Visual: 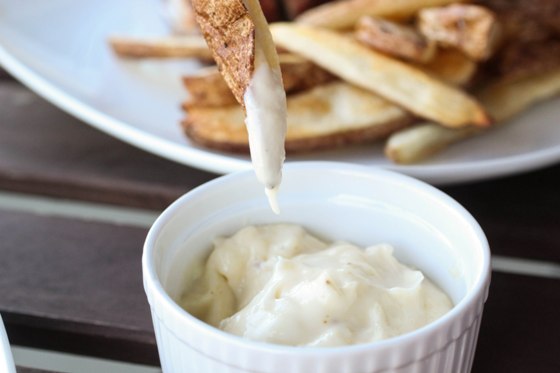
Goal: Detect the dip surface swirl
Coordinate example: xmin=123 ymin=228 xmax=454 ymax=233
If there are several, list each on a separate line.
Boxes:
xmin=181 ymin=224 xmax=452 ymax=347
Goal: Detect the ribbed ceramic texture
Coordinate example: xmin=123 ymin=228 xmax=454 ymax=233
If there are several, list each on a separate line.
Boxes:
xmin=148 ymin=281 xmax=488 ymax=373
xmin=143 ymin=162 xmax=491 ymax=373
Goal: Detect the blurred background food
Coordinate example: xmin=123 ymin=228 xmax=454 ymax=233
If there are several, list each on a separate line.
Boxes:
xmin=110 ymin=0 xmax=560 ymax=163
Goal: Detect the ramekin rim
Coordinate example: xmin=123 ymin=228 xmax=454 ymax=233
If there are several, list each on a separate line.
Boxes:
xmin=142 ymin=161 xmax=491 ymax=357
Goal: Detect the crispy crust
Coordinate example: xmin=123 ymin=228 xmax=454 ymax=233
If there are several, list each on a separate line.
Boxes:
xmin=182 ymin=82 xmax=413 ymax=153
xmin=183 ymin=113 xmax=412 ymax=154
xmin=418 ymin=4 xmax=500 ymax=61
xmin=278 ymin=54 xmax=336 ymax=95
xmin=108 ymin=35 xmax=213 ymax=59
xmin=182 ymin=54 xmax=335 ymax=107
xmin=295 ymin=0 xmax=464 ymax=29
xmin=386 ymin=67 xmax=560 ymax=163
xmin=182 ymin=66 xmax=238 ymax=107
xmin=271 ymin=23 xmax=491 ymax=127
xmin=284 ymin=117 xmax=411 ymax=153
xmin=191 ymin=0 xmax=255 ymax=106
xmin=355 ymin=16 xmax=436 ymax=63
xmin=418 ymin=48 xmax=477 ymax=87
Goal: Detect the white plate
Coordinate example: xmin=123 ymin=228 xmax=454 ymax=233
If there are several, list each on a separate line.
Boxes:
xmin=1 ymin=0 xmax=559 ymax=185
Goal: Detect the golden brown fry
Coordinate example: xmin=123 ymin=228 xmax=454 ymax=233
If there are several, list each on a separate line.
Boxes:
xmin=108 ymin=35 xmax=212 ymax=59
xmin=190 ymin=0 xmax=256 ymax=105
xmin=191 ymin=0 xmax=283 ymax=108
xmin=418 ymin=4 xmax=500 ymax=61
xmin=418 ymin=48 xmax=477 ymax=86
xmin=295 ymin=0 xmax=464 ymax=30
xmin=183 ymin=66 xmax=238 ymax=107
xmin=355 ymin=16 xmax=436 ymax=63
xmin=277 ymin=54 xmax=336 ymax=94
xmin=271 ymin=23 xmax=490 ymax=127
xmin=384 ymin=123 xmax=477 ymax=164
xmin=480 ymin=69 xmax=560 ymax=122
xmin=385 ymin=68 xmax=560 ymax=163
xmin=183 ymin=82 xmax=413 ymax=153
xmin=182 ymin=54 xmax=335 ymax=107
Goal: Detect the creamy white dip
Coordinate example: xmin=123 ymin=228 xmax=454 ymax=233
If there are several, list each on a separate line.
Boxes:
xmin=181 ymin=224 xmax=453 ymax=347
xmin=244 ymin=47 xmax=286 ymax=214
xmin=241 ymin=0 xmax=287 ymax=214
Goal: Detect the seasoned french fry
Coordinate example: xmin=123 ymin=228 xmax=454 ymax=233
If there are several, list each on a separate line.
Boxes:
xmin=418 ymin=4 xmax=500 ymax=61
xmin=385 ymin=124 xmax=477 ymax=164
xmin=183 ymin=82 xmax=413 ymax=153
xmin=278 ymin=54 xmax=336 ymax=94
xmin=108 ymin=35 xmax=212 ymax=59
xmin=271 ymin=23 xmax=490 ymax=127
xmin=355 ymin=16 xmax=436 ymax=63
xmin=190 ymin=0 xmax=256 ymax=106
xmin=183 ymin=66 xmax=238 ymax=107
xmin=182 ymin=54 xmax=335 ymax=107
xmin=295 ymin=0 xmax=464 ymax=30
xmin=418 ymin=48 xmax=477 ymax=86
xmin=385 ymin=68 xmax=560 ymax=163
xmin=479 ymin=69 xmax=560 ymax=122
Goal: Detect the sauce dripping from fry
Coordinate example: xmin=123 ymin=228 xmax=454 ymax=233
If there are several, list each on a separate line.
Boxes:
xmin=242 ymin=0 xmax=287 ymax=214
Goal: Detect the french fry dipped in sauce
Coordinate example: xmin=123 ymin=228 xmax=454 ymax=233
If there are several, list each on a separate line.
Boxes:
xmin=191 ymin=0 xmax=287 ymax=213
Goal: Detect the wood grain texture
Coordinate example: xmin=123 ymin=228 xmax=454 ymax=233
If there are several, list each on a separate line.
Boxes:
xmin=2 ymin=205 xmax=559 ymax=370
xmin=0 ymin=68 xmax=14 ymax=81
xmin=0 ymin=82 xmax=217 ymax=210
xmin=473 ymin=272 xmax=560 ymax=373
xmin=17 ymin=368 xmax=61 ymax=373
xmin=1 ymin=74 xmax=560 ymax=371
xmin=443 ymin=166 xmax=560 ymax=262
xmin=0 ymin=209 xmax=157 ymax=365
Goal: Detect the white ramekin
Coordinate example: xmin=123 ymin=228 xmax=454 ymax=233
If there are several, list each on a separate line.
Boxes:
xmin=143 ymin=162 xmax=491 ymax=373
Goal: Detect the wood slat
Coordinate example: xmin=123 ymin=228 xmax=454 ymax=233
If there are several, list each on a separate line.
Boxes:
xmin=2 ymin=80 xmax=560 ymax=260
xmin=0 ymin=209 xmax=157 ymax=365
xmin=443 ymin=166 xmax=560 ymax=263
xmin=473 ymin=272 xmax=560 ymax=373
xmin=17 ymin=368 xmax=60 ymax=373
xmin=0 ymin=68 xmax=14 ymax=81
xmin=2 ymin=71 xmax=560 ymax=372
xmin=0 ymin=81 xmax=217 ymax=210
xmin=1 ymin=207 xmax=560 ymax=371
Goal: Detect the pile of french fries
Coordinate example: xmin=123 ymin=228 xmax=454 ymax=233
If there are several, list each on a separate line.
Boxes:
xmin=109 ymin=0 xmax=560 ymax=164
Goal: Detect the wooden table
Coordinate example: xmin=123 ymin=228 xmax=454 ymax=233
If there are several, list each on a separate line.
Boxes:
xmin=0 ymin=71 xmax=559 ymax=373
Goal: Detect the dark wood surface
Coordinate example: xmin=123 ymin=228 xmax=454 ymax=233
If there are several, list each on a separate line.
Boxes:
xmin=473 ymin=273 xmax=560 ymax=373
xmin=0 ymin=73 xmax=559 ymax=372
xmin=17 ymin=368 xmax=60 ymax=373
xmin=443 ymin=167 xmax=560 ymax=262
xmin=0 ymin=209 xmax=157 ymax=365
xmin=0 ymin=82 xmax=216 ymax=210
